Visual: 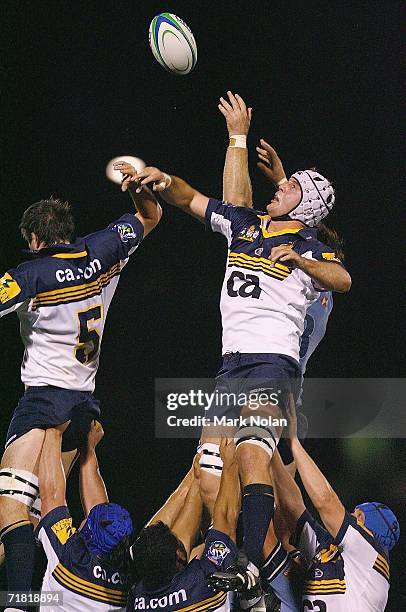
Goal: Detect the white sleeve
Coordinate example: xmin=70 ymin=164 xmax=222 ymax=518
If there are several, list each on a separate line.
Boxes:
xmin=291 ymin=510 xmax=330 ymax=566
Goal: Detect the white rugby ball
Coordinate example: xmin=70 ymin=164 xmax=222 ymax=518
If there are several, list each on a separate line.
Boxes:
xmin=149 ymin=13 xmax=197 ymax=75
xmin=105 ymin=156 xmax=146 ymax=185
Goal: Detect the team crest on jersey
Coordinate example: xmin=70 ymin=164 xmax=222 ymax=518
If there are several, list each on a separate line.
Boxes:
xmin=111 ymin=223 xmax=136 ymax=243
xmin=255 ymin=247 xmax=263 ymax=256
xmin=0 ymin=273 xmax=21 ymax=304
xmin=206 ymin=541 xmax=231 ymax=566
xmin=51 ymin=517 xmax=76 ymax=545
xmin=239 ymin=225 xmax=259 ymax=242
xmin=315 ymin=569 xmax=324 ymax=578
xmin=316 ymin=544 xmax=341 ymax=564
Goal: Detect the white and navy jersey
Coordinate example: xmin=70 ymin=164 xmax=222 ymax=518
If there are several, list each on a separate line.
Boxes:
xmin=292 ymin=510 xmax=390 ymax=611
xmin=35 ymin=506 xmax=131 ymax=611
xmin=299 ymin=292 xmax=333 ymax=375
xmin=127 ymin=529 xmax=237 ymax=611
xmin=0 ymin=214 xmax=143 ymax=391
xmin=205 ymin=200 xmax=342 ymax=362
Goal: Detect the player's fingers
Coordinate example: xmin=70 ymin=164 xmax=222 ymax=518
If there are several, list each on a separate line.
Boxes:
xmin=257 ymin=162 xmax=272 ymax=175
xmin=218 ymin=104 xmax=228 ymax=117
xmin=256 ymin=146 xmax=269 ymax=157
xmin=248 ymin=107 xmax=252 ymax=121
xmin=219 ymin=96 xmax=233 ymax=112
xmin=260 ymin=139 xmax=278 ymax=157
xmin=257 ymin=153 xmax=271 ymax=164
xmin=227 ymin=91 xmax=239 ymax=110
xmin=235 ymin=93 xmax=247 ymax=112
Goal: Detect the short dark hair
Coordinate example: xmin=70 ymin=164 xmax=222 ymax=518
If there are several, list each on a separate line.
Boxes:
xmin=130 ymin=522 xmax=180 ymax=591
xmin=20 ymin=197 xmax=75 ymax=246
xmin=105 ymin=535 xmax=133 ymax=574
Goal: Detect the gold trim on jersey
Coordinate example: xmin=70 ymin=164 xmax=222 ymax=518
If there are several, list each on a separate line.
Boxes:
xmin=52 ymin=562 xmax=127 ymax=605
xmin=228 ymin=251 xmax=291 ymax=281
xmin=176 ymin=590 xmax=227 ymax=611
xmin=373 ymin=554 xmax=390 ymax=582
xmin=52 ymin=251 xmax=88 ymax=259
xmin=304 ymin=578 xmax=346 ymax=595
xmin=257 ymin=216 xmax=302 ymax=239
xmin=32 ymin=263 xmax=121 ymax=309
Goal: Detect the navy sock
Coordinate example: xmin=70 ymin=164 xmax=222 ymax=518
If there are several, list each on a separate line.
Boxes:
xmin=3 ymin=522 xmax=36 ymax=594
xmin=242 ymin=483 xmax=275 ymax=568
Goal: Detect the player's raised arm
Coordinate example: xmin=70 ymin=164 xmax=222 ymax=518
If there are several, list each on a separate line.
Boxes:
xmin=38 ymin=425 xmax=69 ymax=517
xmin=116 ymin=165 xmax=210 ymax=222
xmin=219 ymin=91 xmax=253 ymax=207
xmin=269 ymin=448 xmax=306 ymax=537
xmin=79 ymin=421 xmax=108 ymax=516
xmin=285 ymin=397 xmax=346 ymax=538
xmin=113 ymin=161 xmax=162 ymax=236
xmin=212 ymin=439 xmax=240 ymax=542
xmin=171 ymin=456 xmax=203 ymax=557
xmin=146 ymin=463 xmax=194 ymax=528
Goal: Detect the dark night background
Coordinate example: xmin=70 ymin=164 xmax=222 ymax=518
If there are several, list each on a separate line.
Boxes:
xmin=1 ymin=1 xmax=405 ymax=609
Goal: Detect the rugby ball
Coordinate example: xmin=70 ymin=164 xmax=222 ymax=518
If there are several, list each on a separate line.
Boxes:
xmin=106 ymin=156 xmax=146 ymax=185
xmin=149 ymin=13 xmax=197 ymax=75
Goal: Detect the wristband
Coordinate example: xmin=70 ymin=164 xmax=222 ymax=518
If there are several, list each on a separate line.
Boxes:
xmin=155 ymin=173 xmax=172 ymax=191
xmin=277 ymin=177 xmax=288 ymax=186
xmin=162 ymin=173 xmax=172 ymax=188
xmin=229 ymin=135 xmax=247 ymax=148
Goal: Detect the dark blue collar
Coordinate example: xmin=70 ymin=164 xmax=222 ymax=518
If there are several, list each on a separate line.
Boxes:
xmin=23 ymin=239 xmax=86 ymax=258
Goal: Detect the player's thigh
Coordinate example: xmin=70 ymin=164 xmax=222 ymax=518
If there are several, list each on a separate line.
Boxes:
xmin=0 ymin=428 xmax=45 ymax=524
xmin=1 ymin=427 xmax=45 ymax=473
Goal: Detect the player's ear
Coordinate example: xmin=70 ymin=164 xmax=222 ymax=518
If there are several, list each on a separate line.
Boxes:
xmin=353 ymin=508 xmax=365 ymax=524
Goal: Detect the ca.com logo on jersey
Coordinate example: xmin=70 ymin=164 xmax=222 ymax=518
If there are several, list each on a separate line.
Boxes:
xmin=227 ymin=271 xmax=262 ymax=299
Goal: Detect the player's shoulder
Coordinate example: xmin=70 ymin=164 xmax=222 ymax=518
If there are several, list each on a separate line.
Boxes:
xmin=85 ymin=213 xmax=142 ymax=244
xmin=36 ymin=505 xmax=73 ymax=537
xmin=295 ymin=229 xmax=339 ymax=260
xmin=335 ymin=511 xmax=388 ymax=558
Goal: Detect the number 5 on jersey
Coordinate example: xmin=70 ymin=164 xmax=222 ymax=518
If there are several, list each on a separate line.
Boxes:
xmin=75 ymin=305 xmax=103 ymax=364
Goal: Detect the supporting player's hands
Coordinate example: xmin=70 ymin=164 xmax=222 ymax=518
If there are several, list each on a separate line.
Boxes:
xmin=256 ymin=139 xmax=287 ymax=186
xmin=270 ymin=243 xmax=303 ymax=269
xmin=87 ymin=420 xmax=104 ymax=449
xmin=218 ymin=91 xmax=252 ymax=136
xmin=285 ymin=394 xmax=299 ymax=443
xmin=219 ymin=437 xmax=237 ymax=468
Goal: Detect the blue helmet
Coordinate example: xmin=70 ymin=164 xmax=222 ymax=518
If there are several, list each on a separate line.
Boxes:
xmin=355 ymin=502 xmax=400 ymax=554
xmin=80 ymin=502 xmax=133 ymax=557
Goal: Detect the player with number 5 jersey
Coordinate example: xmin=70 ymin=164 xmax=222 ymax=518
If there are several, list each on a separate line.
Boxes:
xmin=0 ymin=181 xmax=161 ymax=608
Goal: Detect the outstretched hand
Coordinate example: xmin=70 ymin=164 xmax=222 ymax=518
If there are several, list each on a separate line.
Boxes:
xmin=113 ymin=162 xmax=171 ymax=193
xmin=256 ymin=139 xmax=287 ymax=186
xmin=218 ymin=91 xmax=252 ymax=136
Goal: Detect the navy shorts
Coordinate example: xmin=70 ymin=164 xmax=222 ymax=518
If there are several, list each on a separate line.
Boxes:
xmin=206 ymin=352 xmax=301 ymax=421
xmin=5 ymin=386 xmax=101 ymax=452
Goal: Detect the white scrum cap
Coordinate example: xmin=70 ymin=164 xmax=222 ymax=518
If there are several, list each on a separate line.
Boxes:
xmin=289 ymin=170 xmax=335 ymax=227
